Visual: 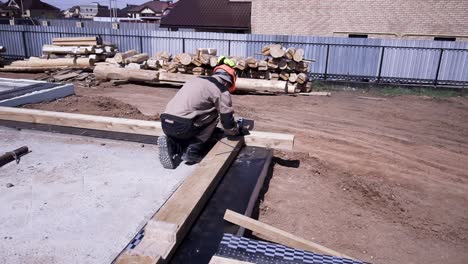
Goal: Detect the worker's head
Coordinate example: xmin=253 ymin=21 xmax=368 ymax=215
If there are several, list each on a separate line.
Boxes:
xmin=213 ymin=56 xmax=237 ymax=93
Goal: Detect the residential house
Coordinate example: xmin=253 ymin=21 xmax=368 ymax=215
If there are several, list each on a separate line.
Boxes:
xmin=63 ymin=6 xmax=80 ymax=19
xmin=127 ymin=0 xmax=173 ymax=21
xmin=250 ymin=0 xmax=468 ymax=41
xmin=0 ymin=0 xmax=61 ymax=18
xmin=79 ymin=3 xmax=109 ymax=19
xmin=160 ymin=0 xmax=250 ymax=33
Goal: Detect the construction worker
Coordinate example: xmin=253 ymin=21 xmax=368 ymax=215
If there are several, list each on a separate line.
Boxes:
xmin=158 ymin=56 xmax=240 ymax=169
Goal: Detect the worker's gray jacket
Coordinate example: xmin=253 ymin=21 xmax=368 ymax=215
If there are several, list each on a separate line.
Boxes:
xmin=164 ymin=75 xmax=236 ymax=129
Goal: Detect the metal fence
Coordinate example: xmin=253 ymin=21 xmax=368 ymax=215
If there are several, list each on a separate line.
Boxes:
xmin=1 ymin=24 xmax=467 ymax=87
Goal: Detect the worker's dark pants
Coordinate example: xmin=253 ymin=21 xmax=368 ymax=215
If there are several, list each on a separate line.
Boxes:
xmin=160 ymin=112 xmax=218 ymax=150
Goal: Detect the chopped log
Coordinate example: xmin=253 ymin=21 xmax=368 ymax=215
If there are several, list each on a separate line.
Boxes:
xmin=285 ymin=47 xmax=296 ymax=60
xmin=124 ymin=53 xmax=149 ymax=64
xmin=293 ymin=48 xmax=304 ymax=62
xmin=287 ymin=60 xmax=297 ymax=71
xmin=234 ymin=59 xmax=246 ymax=71
xmin=113 ymin=50 xmax=138 ymax=64
xmin=270 ymin=73 xmax=279 ymax=80
xmin=267 ymin=58 xmax=279 ymax=70
xmin=261 ymin=45 xmax=271 ymax=56
xmin=42 ymin=45 xmax=95 ymax=55
xmin=154 ymin=51 xmax=172 ymax=61
xmin=191 ymin=55 xmax=203 ymax=66
xmin=10 ymin=58 xmax=94 ymax=68
xmin=167 ymin=62 xmax=179 ymax=73
xmin=296 ymin=73 xmax=308 ymax=84
xmin=258 ymin=60 xmax=268 ymax=71
xmin=296 ymin=61 xmax=309 ymax=72
xmin=269 ymin=44 xmax=285 ymax=58
xmin=178 ymin=53 xmax=193 ymax=66
xmin=246 ymin=57 xmax=258 ymax=68
xmin=192 ymin=67 xmax=205 ymax=76
xmin=0 ymin=46 xmax=6 ymax=53
xmin=288 ymin=73 xmax=298 ymax=83
xmin=278 ymin=59 xmax=288 ymax=70
xmin=146 ymin=58 xmax=159 ymax=69
xmin=279 ymin=71 xmax=289 ymax=81
xmin=94 ymin=64 xmax=158 ymax=82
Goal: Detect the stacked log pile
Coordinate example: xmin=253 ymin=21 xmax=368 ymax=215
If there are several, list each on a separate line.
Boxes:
xmin=1 ymin=37 xmax=117 ymax=72
xmin=97 ymin=45 xmax=312 ymax=93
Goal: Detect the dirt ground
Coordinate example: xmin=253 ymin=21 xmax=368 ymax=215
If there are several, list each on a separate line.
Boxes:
xmin=2 ymin=72 xmax=468 ymax=264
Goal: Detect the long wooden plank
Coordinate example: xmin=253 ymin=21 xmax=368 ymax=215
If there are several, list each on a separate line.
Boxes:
xmin=116 ymin=138 xmax=244 ymax=263
xmin=0 ymin=106 xmax=161 ymax=136
xmin=52 ymin=36 xmax=98 ymax=42
xmin=223 ymin=210 xmax=355 ymax=260
xmin=0 ymin=107 xmax=294 ymax=150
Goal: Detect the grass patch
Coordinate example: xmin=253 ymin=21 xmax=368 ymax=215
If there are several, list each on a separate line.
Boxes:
xmin=377 ymin=86 xmax=462 ymax=97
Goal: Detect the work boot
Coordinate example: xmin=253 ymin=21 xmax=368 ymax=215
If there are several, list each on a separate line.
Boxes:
xmin=158 ymin=135 xmax=180 ymax=169
xmin=182 ymin=140 xmax=204 ymax=164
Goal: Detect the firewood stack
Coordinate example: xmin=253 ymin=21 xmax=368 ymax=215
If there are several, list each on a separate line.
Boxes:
xmin=233 ymin=44 xmax=310 ymax=86
xmin=1 ymin=37 xmax=117 ymax=72
xmin=96 ymin=44 xmax=313 ymax=93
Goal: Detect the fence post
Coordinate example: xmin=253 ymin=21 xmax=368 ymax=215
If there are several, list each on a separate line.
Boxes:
xmin=21 ymin=31 xmax=28 ymax=58
xmin=139 ymin=36 xmax=144 ymax=53
xmin=324 ymin=44 xmax=330 ymax=80
xmin=434 ymin=48 xmax=444 ymax=86
xmin=228 ymin=39 xmax=231 ymax=56
xmin=377 ymin=46 xmax=385 ymax=83
xmin=182 ymin=38 xmax=186 ymax=53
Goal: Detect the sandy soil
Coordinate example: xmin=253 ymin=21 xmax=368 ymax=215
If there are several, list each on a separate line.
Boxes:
xmin=2 ymin=73 xmax=468 ymax=264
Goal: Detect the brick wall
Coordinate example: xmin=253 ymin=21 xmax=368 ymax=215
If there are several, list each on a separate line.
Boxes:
xmin=251 ymin=0 xmax=468 ymax=40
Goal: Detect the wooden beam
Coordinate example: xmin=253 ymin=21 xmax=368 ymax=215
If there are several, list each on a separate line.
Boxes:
xmin=115 ymin=138 xmax=244 ymax=263
xmin=223 ymin=210 xmax=355 ymax=260
xmin=298 ymin=92 xmax=331 ymax=96
xmin=0 ymin=107 xmax=294 ymax=150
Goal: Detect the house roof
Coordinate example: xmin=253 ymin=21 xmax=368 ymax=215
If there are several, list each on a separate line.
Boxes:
xmin=160 ymin=0 xmax=250 ymax=30
xmin=95 ymin=7 xmax=128 ymax=18
xmin=6 ymin=0 xmax=60 ymax=11
xmin=127 ymin=0 xmax=171 ymax=13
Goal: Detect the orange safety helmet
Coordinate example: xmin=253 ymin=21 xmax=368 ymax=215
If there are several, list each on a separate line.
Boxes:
xmin=213 ymin=64 xmax=237 ymax=93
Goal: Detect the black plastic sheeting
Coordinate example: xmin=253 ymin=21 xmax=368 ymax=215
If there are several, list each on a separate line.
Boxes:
xmin=216 ymin=233 xmax=369 ymax=264
xmin=170 ymin=146 xmax=272 ymax=264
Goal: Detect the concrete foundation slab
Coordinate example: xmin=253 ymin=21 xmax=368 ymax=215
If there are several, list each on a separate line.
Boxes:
xmin=0 ymin=127 xmax=194 ymax=264
xmin=0 ymin=78 xmax=74 ymax=107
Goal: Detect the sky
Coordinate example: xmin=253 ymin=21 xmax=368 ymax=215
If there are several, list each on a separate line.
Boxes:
xmin=43 ymin=0 xmax=145 ymax=9
xmin=35 ymin=0 xmax=157 ymax=10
